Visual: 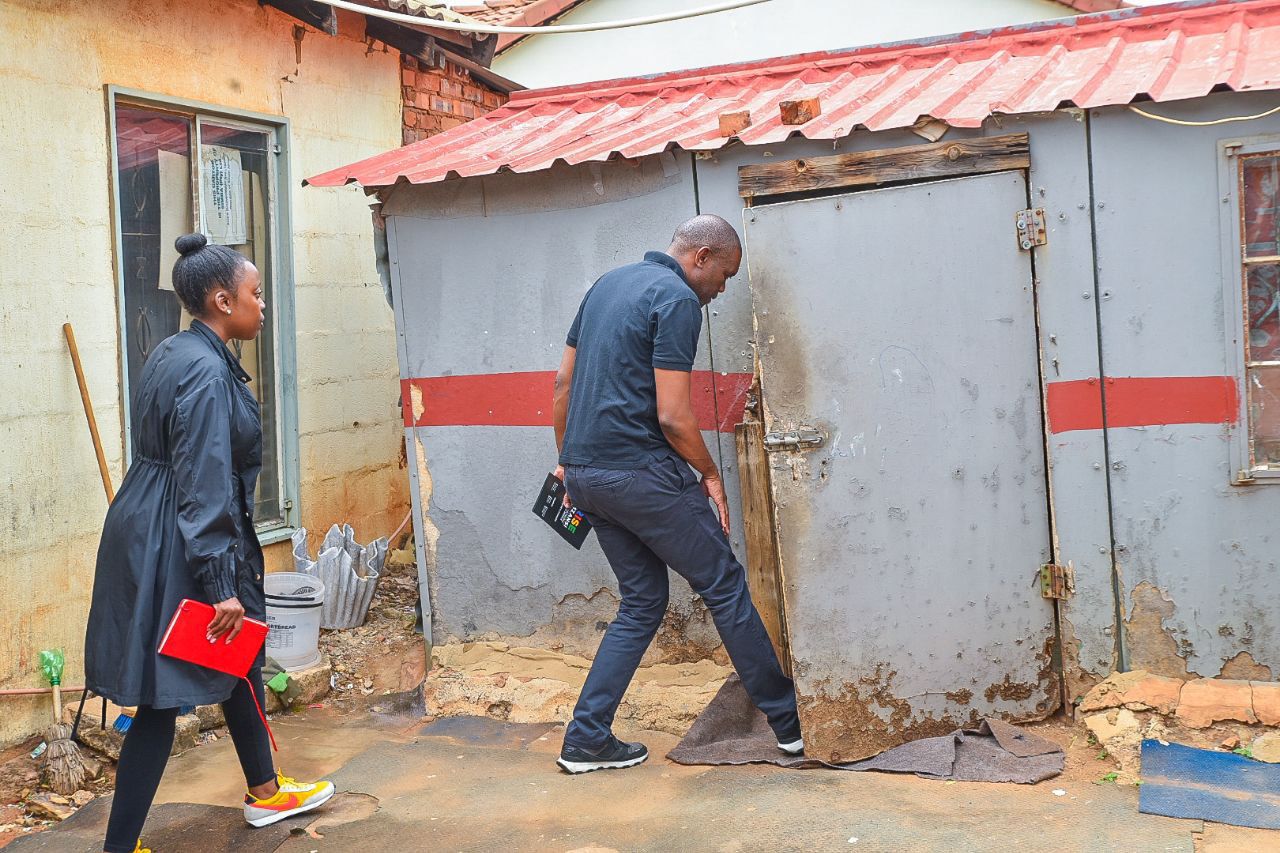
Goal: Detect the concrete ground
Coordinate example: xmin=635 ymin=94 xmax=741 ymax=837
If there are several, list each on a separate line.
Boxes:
xmin=9 ymin=704 xmax=1274 ymax=853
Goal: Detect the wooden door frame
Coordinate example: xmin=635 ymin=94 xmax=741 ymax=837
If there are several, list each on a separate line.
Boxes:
xmin=734 ymin=375 xmax=791 ymax=676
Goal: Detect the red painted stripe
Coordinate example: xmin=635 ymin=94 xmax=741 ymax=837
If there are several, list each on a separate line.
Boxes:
xmin=401 ymin=371 xmax=752 ymax=433
xmin=1047 ymin=376 xmax=1239 ymax=434
xmin=1045 ymin=378 xmax=1106 ymax=434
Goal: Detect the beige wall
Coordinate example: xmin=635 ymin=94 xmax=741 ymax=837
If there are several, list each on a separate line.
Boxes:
xmin=0 ymin=0 xmax=407 ymax=744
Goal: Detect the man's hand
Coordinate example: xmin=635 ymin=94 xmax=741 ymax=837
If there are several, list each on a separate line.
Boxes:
xmin=655 ymin=368 xmax=728 ymax=535
xmin=702 ymin=473 xmax=730 ymax=536
xmin=553 ymin=465 xmax=571 ymax=509
xmin=208 ymin=596 xmax=245 ymax=644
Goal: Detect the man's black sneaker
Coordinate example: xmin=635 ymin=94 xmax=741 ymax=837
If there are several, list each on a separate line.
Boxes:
xmin=556 ymin=737 xmax=649 ymax=774
xmin=774 ymin=725 xmax=804 ymax=755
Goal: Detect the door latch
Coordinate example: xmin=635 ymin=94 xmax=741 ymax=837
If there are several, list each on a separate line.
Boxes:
xmin=1015 ymin=208 xmax=1047 ymax=251
xmin=764 ymin=427 xmax=825 ymax=451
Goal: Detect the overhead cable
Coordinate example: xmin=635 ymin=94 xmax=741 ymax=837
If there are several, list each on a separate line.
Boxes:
xmin=1128 ymin=103 xmax=1280 ymax=126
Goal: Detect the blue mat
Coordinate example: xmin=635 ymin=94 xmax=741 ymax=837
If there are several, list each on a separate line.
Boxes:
xmin=1140 ymin=739 xmax=1280 ymax=829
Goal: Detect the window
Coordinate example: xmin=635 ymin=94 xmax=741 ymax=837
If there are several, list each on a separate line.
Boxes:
xmin=109 ymin=90 xmax=298 ymax=535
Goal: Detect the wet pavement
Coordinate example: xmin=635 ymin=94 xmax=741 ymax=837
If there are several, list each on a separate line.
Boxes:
xmin=5 ymin=706 xmax=1228 ymax=852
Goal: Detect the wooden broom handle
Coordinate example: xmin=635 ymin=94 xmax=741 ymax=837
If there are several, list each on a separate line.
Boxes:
xmin=63 ymin=323 xmax=115 ymax=503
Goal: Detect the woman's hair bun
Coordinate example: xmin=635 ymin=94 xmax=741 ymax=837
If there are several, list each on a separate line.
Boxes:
xmin=175 ymin=233 xmax=208 ymax=255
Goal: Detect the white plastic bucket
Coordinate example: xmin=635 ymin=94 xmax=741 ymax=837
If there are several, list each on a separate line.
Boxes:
xmin=264 ymin=572 xmax=325 ymax=671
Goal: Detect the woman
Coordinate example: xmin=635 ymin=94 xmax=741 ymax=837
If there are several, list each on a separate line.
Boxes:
xmin=85 ymin=234 xmax=333 ymax=853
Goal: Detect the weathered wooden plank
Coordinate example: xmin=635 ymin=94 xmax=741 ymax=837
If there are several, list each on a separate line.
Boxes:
xmin=364 ymin=14 xmax=496 ymax=65
xmin=738 ymin=133 xmax=1030 ymax=200
xmin=735 ymin=420 xmax=791 ymax=676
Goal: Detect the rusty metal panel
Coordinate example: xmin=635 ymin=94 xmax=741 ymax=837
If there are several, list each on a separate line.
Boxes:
xmin=699 ymin=119 xmax=1127 ymax=706
xmin=308 ymin=0 xmax=1280 ymax=189
xmin=746 ymin=171 xmax=1057 ymax=762
xmin=1088 ymin=92 xmax=1280 ymax=680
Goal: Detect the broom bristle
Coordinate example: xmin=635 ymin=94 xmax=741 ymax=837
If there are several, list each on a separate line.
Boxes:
xmin=112 ymin=708 xmax=135 ymax=733
xmin=44 ymin=723 xmax=87 ymax=796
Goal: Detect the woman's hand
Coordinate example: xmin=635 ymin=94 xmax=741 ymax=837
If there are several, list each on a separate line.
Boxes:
xmin=207 ymin=596 xmax=245 ymax=644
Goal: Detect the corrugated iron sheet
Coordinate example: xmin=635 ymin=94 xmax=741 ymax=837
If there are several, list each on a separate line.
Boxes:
xmin=307 ymin=0 xmax=1280 ymax=188
xmin=373 ymin=0 xmax=484 ymax=27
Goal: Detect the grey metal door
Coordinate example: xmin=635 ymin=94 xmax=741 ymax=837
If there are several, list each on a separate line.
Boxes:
xmin=745 ymin=170 xmax=1057 ymax=763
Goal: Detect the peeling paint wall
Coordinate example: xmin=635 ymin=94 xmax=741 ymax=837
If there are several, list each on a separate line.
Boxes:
xmin=0 ymin=0 xmax=405 ymax=745
xmin=1089 ymin=92 xmax=1280 ymax=682
xmin=1013 ymin=109 xmax=1119 ymax=704
xmin=383 ymin=157 xmax=728 ymax=661
xmin=376 ymin=88 xmax=1280 ymax=744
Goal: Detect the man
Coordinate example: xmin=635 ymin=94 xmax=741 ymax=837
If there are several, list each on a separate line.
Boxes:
xmin=551 ymin=214 xmax=802 ymax=774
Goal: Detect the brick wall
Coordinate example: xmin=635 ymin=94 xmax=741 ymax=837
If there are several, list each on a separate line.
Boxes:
xmin=401 ymin=54 xmax=507 ymax=144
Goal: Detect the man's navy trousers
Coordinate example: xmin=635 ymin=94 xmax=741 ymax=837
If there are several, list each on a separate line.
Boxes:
xmin=562 ymin=453 xmax=799 ymax=751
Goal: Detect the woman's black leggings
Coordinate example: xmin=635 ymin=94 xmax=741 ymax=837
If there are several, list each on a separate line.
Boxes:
xmin=103 ymin=672 xmax=275 ymax=853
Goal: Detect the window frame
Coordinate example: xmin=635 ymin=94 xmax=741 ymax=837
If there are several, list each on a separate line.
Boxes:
xmin=106 ymin=86 xmax=300 ymax=542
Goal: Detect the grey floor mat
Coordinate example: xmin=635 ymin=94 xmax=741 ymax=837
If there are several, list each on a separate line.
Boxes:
xmin=669 ymin=675 xmax=1064 ymax=783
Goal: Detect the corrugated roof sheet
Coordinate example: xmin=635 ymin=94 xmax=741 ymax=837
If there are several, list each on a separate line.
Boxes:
xmin=368 ymin=0 xmax=485 ymax=28
xmin=452 ymin=0 xmax=583 ymax=50
xmin=451 ymin=0 xmax=579 ymax=26
xmin=306 ymin=0 xmax=1280 ymax=188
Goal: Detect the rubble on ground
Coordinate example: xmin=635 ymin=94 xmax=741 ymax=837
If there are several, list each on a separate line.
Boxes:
xmin=318 ymin=544 xmax=427 ymax=703
xmin=1078 ymin=670 xmax=1280 ymax=783
xmin=0 ymin=732 xmax=114 ymax=846
xmin=424 ymin=641 xmax=732 ymax=736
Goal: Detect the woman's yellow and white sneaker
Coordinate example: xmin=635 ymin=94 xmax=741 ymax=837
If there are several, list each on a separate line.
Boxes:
xmin=242 ymin=772 xmax=335 ymax=828
xmin=133 ymin=842 xmax=151 ymax=853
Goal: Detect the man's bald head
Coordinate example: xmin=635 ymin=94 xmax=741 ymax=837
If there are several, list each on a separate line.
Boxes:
xmin=669 ymin=214 xmax=741 ymax=256
xmin=666 ymin=215 xmax=742 ymax=306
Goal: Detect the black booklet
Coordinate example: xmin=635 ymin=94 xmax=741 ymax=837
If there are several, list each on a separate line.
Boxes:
xmin=532 ymin=473 xmax=592 ymax=549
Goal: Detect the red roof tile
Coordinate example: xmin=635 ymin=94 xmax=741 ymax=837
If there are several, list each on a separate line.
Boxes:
xmin=307 ymin=0 xmax=1280 ymax=188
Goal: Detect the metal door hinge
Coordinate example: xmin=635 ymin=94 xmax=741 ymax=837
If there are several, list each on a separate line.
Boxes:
xmin=1016 ymin=208 xmax=1047 ymax=251
xmin=1039 ymin=562 xmax=1074 ymax=600
xmin=764 ymin=426 xmax=825 ymax=451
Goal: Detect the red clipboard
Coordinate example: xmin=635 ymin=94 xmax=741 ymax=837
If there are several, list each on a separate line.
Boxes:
xmin=158 ymin=598 xmax=277 ymax=750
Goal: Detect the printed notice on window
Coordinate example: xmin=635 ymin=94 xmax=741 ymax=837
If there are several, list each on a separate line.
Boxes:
xmin=200 ymin=144 xmax=247 ymax=245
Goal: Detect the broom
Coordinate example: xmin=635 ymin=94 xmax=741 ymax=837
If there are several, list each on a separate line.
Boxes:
xmin=39 ymin=649 xmax=87 ymax=796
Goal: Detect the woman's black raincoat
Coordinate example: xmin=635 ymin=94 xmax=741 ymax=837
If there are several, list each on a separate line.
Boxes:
xmin=85 ymin=320 xmax=266 ymax=708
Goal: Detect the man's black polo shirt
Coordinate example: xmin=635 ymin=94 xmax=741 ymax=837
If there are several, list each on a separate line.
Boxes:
xmin=559 ymin=251 xmax=703 ymax=469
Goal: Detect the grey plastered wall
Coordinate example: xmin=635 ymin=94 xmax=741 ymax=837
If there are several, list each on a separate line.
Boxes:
xmin=1088 ymin=91 xmax=1280 ymax=679
xmin=383 ymin=155 xmax=730 ymax=658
